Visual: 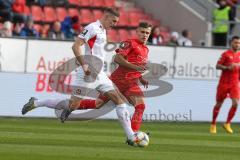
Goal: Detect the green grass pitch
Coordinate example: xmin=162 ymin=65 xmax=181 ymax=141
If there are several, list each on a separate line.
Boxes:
xmin=0 ymin=117 xmax=240 ymax=160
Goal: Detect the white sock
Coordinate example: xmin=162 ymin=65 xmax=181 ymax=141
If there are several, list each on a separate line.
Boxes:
xmin=34 ymin=99 xmax=69 ymax=110
xmin=116 ymin=103 xmax=134 ymax=139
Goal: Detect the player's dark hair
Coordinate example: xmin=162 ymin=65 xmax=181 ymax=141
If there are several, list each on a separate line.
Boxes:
xmin=138 ymin=22 xmax=152 ymax=29
xmin=105 ymin=8 xmax=119 ymax=17
xmin=231 ymin=36 xmax=240 ymax=42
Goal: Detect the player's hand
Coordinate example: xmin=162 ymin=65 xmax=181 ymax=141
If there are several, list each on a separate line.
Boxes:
xmin=227 ymin=63 xmax=240 ymax=71
xmin=82 ymin=64 xmax=91 ymax=75
xmin=134 ymin=65 xmax=147 ymax=73
xmin=139 ymin=77 xmax=148 ymax=89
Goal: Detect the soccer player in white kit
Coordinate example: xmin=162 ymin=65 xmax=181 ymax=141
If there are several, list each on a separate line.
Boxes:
xmin=22 ymin=8 xmax=137 ymax=144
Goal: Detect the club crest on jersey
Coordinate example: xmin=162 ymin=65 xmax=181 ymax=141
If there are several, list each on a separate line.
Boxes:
xmin=81 ymin=29 xmax=88 ymax=36
xmin=120 ymin=41 xmax=131 ymax=50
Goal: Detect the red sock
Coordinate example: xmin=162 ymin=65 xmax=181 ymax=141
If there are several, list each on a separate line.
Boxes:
xmin=212 ymin=106 xmax=220 ymax=125
xmin=226 ymin=106 xmax=237 ymax=123
xmin=78 ymin=100 xmax=96 ymax=109
xmin=131 ymin=104 xmax=145 ymax=132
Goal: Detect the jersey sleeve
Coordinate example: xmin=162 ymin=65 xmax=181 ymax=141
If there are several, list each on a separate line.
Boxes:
xmin=78 ymin=25 xmax=96 ymax=42
xmin=217 ymin=53 xmax=226 ymax=65
xmin=115 ymin=41 xmax=132 ymax=56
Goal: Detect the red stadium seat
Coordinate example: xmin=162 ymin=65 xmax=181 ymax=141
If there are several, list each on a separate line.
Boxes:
xmin=42 ymin=24 xmax=50 ymax=37
xmin=0 ymin=23 xmax=3 ymax=30
xmin=128 ymin=8 xmax=144 ymax=14
xmin=107 ymin=29 xmax=119 ymax=42
xmin=104 ymin=0 xmax=115 ymax=7
xmin=80 ymin=9 xmax=94 ymax=24
xmin=129 ymin=30 xmax=137 ymax=39
xmin=92 ymin=0 xmax=105 ymax=7
xmin=68 ymin=0 xmax=80 ymax=6
xmin=31 ymin=6 xmax=43 ymax=21
xmin=118 ymin=29 xmax=129 ymax=41
xmin=93 ymin=10 xmax=103 ymax=21
xmin=140 ymin=14 xmax=152 ymax=21
xmin=118 ymin=10 xmax=129 ymax=26
xmin=68 ymin=8 xmax=79 ymax=17
xmin=33 ymin=24 xmax=42 ymax=33
xmin=79 ymin=0 xmax=92 ymax=6
xmin=56 ymin=8 xmax=68 ymax=22
xmin=160 ymin=31 xmax=171 ymax=44
xmin=24 ymin=6 xmax=30 ymax=16
xmin=44 ymin=7 xmax=57 ymax=22
xmin=129 ymin=12 xmax=140 ymax=27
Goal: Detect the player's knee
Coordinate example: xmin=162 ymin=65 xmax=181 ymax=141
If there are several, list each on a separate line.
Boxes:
xmin=216 ymin=101 xmax=223 ymax=107
xmin=95 ymin=99 xmax=105 ymax=109
xmin=69 ymin=98 xmax=81 ymax=109
xmin=232 ymin=101 xmax=238 ymax=107
xmin=135 ymin=103 xmax=145 ymax=111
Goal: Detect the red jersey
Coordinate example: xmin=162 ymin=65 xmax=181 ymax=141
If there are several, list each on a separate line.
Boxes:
xmin=217 ymin=49 xmax=240 ymax=85
xmin=111 ymin=39 xmax=149 ymax=80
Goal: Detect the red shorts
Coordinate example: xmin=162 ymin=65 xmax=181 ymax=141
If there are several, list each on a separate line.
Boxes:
xmin=216 ymin=83 xmax=240 ymax=101
xmin=98 ymin=78 xmax=144 ymax=102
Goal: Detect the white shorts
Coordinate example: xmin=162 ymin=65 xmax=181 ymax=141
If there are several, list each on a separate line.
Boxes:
xmin=71 ymin=68 xmax=115 ymax=98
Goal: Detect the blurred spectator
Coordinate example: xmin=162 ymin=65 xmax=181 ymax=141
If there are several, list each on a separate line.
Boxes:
xmin=20 ymin=18 xmax=39 ymax=38
xmin=226 ymin=0 xmax=238 ymax=33
xmin=48 ymin=21 xmax=65 ymax=40
xmin=178 ymin=29 xmax=193 ymax=46
xmin=0 ymin=21 xmax=13 ymax=37
xmin=0 ymin=0 xmax=27 ymax=23
xmin=38 ymin=0 xmax=46 ymax=6
xmin=61 ymin=16 xmax=74 ymax=39
xmin=148 ymin=26 xmax=164 ymax=45
xmin=213 ymin=0 xmax=233 ymax=46
xmin=13 ymin=23 xmax=24 ymax=37
xmin=71 ymin=15 xmax=82 ymax=37
xmin=12 ymin=0 xmax=27 ymax=14
xmin=167 ymin=31 xmax=179 ymax=46
xmin=61 ymin=16 xmax=82 ymax=39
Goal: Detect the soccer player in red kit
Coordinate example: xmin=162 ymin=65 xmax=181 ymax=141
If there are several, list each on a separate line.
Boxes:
xmin=210 ymin=36 xmax=240 ymax=134
xmin=61 ymin=22 xmax=152 ymax=132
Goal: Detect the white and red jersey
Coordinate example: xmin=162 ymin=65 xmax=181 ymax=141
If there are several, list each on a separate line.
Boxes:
xmin=73 ymin=20 xmax=115 ymax=98
xmin=78 ymin=20 xmax=107 ymax=64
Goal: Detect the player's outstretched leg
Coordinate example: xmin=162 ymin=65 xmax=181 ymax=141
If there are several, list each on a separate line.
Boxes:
xmin=22 ymin=98 xmax=69 ymax=115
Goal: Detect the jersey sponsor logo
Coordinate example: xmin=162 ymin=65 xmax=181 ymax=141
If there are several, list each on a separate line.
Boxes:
xmin=74 ymin=88 xmax=81 ymax=95
xmin=119 ymin=41 xmax=131 ymax=50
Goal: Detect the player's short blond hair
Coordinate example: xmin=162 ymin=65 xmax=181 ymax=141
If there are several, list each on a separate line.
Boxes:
xmin=104 ymin=8 xmax=120 ymax=17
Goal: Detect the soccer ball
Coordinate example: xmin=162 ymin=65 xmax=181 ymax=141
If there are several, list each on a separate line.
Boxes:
xmin=132 ymin=131 xmax=150 ymax=147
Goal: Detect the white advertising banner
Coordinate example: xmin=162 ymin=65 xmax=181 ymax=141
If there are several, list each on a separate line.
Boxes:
xmin=174 ymin=47 xmax=225 ymax=80
xmin=0 ymin=38 xmax=26 ymax=72
xmin=0 ymin=72 xmax=238 ymax=122
xmin=26 ymin=40 xmax=74 ymax=73
xmin=1 ymin=38 xmax=238 ymax=122
xmin=148 ymin=46 xmax=175 ymax=78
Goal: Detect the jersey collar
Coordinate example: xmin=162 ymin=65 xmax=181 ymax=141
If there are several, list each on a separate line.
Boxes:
xmin=133 ymin=39 xmax=146 ymax=47
xmin=96 ymin=20 xmax=105 ymax=31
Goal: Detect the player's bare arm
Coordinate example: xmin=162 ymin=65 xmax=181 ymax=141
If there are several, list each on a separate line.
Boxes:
xmin=72 ymin=37 xmax=91 ymax=75
xmin=114 ymin=54 xmax=147 ymax=72
xmin=139 ymin=76 xmax=148 ymax=88
xmin=216 ymin=63 xmax=239 ymax=71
